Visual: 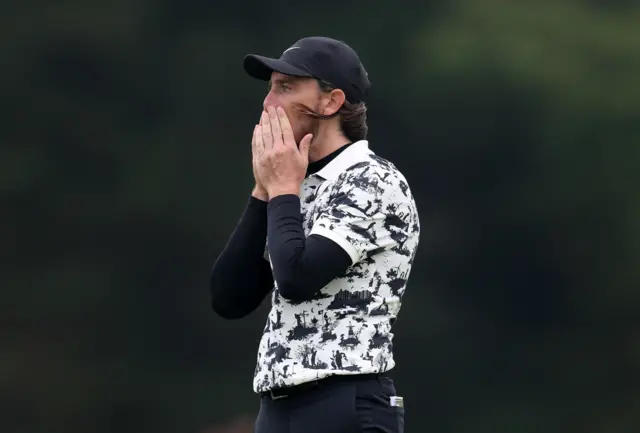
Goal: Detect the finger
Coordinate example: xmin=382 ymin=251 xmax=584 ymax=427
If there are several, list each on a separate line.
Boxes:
xmin=299 ymin=133 xmax=313 ymax=160
xmin=267 ymin=106 xmax=282 ymax=147
xmin=276 ymin=106 xmax=296 ymax=147
xmin=251 ymin=124 xmax=259 ymax=156
xmin=260 ymin=111 xmax=273 ymax=150
xmin=255 ymin=124 xmax=265 ymax=155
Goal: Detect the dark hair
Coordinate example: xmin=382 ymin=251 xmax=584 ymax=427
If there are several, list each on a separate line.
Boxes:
xmin=293 ymin=80 xmax=368 ymax=142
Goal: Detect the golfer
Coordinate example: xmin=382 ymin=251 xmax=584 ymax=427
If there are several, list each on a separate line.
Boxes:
xmin=210 ymin=36 xmax=420 ymax=433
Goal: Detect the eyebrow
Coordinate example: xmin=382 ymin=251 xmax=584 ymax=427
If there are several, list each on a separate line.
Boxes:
xmin=271 ymin=77 xmax=297 ymax=86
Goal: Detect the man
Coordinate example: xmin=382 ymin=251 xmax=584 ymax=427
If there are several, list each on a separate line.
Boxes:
xmin=210 ymin=36 xmax=420 ymax=433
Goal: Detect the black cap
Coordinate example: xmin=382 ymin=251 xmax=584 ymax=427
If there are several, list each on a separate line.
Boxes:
xmin=244 ymin=36 xmax=370 ymax=103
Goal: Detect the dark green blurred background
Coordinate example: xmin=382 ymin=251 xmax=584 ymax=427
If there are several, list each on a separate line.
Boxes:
xmin=3 ymin=1 xmax=639 ymax=432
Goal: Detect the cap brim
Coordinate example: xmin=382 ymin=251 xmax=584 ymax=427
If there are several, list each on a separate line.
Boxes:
xmin=243 ymin=54 xmax=314 ymax=81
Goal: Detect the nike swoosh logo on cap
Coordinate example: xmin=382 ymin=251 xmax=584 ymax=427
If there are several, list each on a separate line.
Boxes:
xmin=282 ymin=46 xmax=300 ymax=55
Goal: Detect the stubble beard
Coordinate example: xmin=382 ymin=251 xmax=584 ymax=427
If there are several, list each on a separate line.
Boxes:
xmin=293 ymin=102 xmax=322 ymax=148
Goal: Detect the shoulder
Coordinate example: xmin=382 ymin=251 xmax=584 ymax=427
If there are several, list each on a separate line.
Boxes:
xmin=334 ymin=153 xmax=415 ymax=203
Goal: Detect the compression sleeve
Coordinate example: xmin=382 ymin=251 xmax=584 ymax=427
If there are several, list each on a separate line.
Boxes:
xmin=266 ymin=194 xmax=352 ymax=302
xmin=209 ymin=196 xmax=274 ymax=319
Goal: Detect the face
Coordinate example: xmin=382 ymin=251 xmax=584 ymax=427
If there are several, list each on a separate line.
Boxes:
xmin=263 ymin=72 xmax=325 ymax=144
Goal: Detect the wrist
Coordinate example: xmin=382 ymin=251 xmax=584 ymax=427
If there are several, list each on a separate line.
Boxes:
xmin=267 ymin=184 xmax=300 ymax=199
xmin=252 ymin=185 xmax=269 ymax=202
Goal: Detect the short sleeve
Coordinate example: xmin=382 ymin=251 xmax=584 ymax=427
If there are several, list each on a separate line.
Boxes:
xmin=309 ymin=165 xmax=413 ymax=265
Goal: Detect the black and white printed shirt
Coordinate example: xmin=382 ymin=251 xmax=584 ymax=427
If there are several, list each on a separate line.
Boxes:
xmin=254 ymin=140 xmax=420 ymax=393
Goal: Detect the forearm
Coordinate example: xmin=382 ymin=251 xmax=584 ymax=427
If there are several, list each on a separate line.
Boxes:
xmin=266 ymin=195 xmax=352 ymax=302
xmin=210 ymin=196 xmax=274 ymax=319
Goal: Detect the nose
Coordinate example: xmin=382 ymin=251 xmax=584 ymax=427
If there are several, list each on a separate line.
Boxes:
xmin=263 ymin=89 xmax=277 ymax=111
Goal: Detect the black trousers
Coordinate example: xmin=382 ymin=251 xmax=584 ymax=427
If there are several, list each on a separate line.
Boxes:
xmin=254 ymin=374 xmax=404 ymax=433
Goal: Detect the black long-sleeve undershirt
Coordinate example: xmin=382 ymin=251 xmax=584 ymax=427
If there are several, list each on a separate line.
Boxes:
xmin=210 ymin=143 xmax=354 ymax=319
xmin=266 ymin=194 xmax=352 ymax=302
xmin=209 ymin=196 xmax=274 ymax=319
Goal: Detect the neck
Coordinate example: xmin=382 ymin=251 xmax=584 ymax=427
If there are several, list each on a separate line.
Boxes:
xmin=308 ymin=125 xmax=351 ymax=163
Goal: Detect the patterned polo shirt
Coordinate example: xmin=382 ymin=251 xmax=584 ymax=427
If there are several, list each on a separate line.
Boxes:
xmin=253 ymin=140 xmax=420 ymax=393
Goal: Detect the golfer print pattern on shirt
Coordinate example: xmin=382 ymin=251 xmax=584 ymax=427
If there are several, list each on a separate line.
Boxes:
xmin=254 ymin=141 xmax=420 ymax=393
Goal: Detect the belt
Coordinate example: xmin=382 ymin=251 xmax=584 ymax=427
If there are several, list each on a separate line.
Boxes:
xmin=261 ymin=373 xmax=385 ymax=400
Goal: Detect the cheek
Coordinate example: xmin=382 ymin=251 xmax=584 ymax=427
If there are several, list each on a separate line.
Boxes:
xmin=264 ymin=93 xmax=295 ymax=117
xmin=263 ymin=93 xmax=304 ymax=138
xmin=284 ymin=107 xmax=305 ymax=138
xmin=275 ymin=103 xmax=299 ymax=129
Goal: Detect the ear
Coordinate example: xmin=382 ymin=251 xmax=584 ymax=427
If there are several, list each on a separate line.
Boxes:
xmin=322 ymin=89 xmax=346 ymax=116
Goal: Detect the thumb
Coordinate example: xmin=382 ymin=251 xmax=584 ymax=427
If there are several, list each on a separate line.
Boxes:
xmin=299 ymin=133 xmax=313 ymax=158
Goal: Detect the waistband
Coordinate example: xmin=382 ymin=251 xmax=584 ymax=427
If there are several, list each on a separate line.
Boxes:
xmin=260 ymin=372 xmax=389 ymax=401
